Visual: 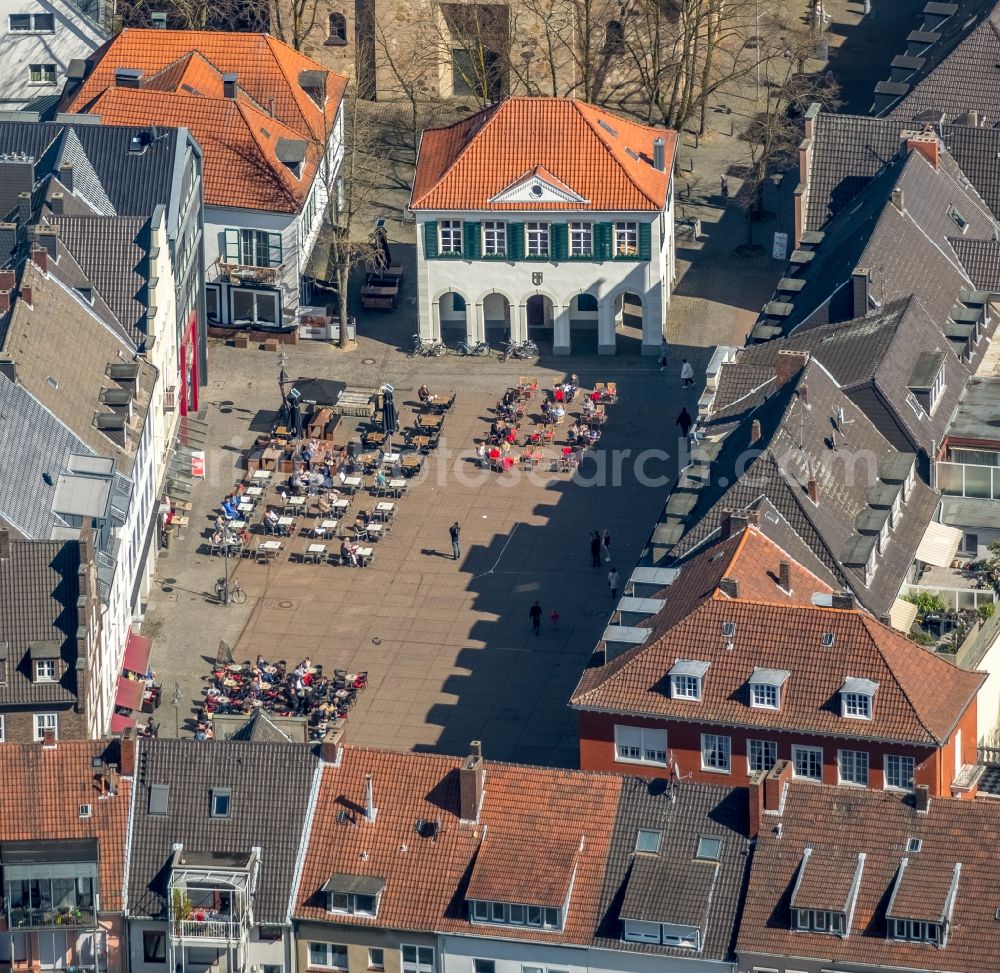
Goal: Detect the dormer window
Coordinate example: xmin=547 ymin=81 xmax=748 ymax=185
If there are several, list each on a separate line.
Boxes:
xmin=907 ymin=352 xmax=947 ymax=416
xmin=841 ymin=678 xmax=877 ymax=720
xmin=886 ymin=858 xmax=958 ymax=947
xmin=469 ymin=900 xmax=561 ymax=929
xmin=749 ymin=668 xmax=789 ymax=709
xmin=34 ymin=659 xmax=56 ymax=682
xmin=669 ymin=659 xmax=710 ymax=700
xmin=323 ymin=875 xmax=385 ymax=918
xmin=790 ymin=847 xmax=864 ymax=939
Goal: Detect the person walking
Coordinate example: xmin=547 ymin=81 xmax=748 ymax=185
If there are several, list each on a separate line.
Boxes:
xmin=659 ymin=337 xmax=669 ymax=371
xmin=529 ymin=601 xmax=542 ymax=635
xmin=681 ymin=359 xmax=695 ymax=388
xmin=676 ymin=406 xmax=693 ymax=440
xmin=449 ymin=521 xmax=461 ymax=560
xmin=602 ymin=529 xmax=612 ymax=563
xmin=549 ymin=608 xmax=560 ymax=631
xmin=720 ymin=174 xmax=729 ymax=198
xmin=608 ymin=566 xmax=620 ymax=599
xmin=590 ymin=530 xmax=602 ymax=567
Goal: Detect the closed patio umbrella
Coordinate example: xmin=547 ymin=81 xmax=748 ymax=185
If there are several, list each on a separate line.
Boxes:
xmin=381 ymin=386 xmax=398 ymax=455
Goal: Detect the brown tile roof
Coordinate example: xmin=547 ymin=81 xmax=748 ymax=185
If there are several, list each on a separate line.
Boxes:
xmin=411 ymin=97 xmax=675 ymax=211
xmin=791 ymin=847 xmax=864 ymax=912
xmin=0 ymin=740 xmax=130 ymax=912
xmin=572 ymin=596 xmax=984 ymax=746
xmin=466 ymin=835 xmax=579 ymax=908
xmin=888 ymin=857 xmax=958 ymax=923
xmin=294 ymin=746 xmax=622 ymax=943
xmin=61 ymin=29 xmax=347 ymax=213
xmin=738 ymin=784 xmax=1000 ymax=973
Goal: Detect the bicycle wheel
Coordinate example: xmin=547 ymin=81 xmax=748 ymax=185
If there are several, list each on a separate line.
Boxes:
xmin=230 ymin=585 xmax=247 ymax=605
xmin=457 ymin=342 xmax=470 ymax=356
xmin=476 ymin=344 xmax=491 ymax=357
xmin=433 ymin=343 xmax=447 ymax=357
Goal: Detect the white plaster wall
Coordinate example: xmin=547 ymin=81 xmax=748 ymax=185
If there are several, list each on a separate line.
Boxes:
xmin=974 ymin=632 xmax=1000 ymax=745
xmin=0 ymin=0 xmax=105 ymax=107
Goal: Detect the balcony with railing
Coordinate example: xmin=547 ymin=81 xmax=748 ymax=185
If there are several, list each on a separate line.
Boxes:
xmin=167 ymin=852 xmax=255 ymax=944
xmin=171 ymin=917 xmax=245 ymax=941
xmin=3 ymin=846 xmax=100 ymax=933
xmin=5 ymin=905 xmax=97 ymax=930
xmin=937 ymin=460 xmax=1000 ymax=500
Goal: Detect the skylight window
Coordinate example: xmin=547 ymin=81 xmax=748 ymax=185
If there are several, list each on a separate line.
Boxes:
xmin=210 ymin=787 xmax=232 ymax=818
xmin=907 ymin=837 xmax=922 ymax=853
xmin=720 ymin=621 xmax=736 ymax=638
xmin=635 ymin=829 xmax=662 ymax=854
xmin=948 ymin=206 xmax=968 ymax=233
xmin=695 ymin=836 xmax=722 ymax=861
xmin=821 ymin=632 xmax=835 ymax=647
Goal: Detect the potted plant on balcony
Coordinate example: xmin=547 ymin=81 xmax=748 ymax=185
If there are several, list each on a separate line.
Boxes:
xmin=171 ymin=889 xmax=194 ymax=932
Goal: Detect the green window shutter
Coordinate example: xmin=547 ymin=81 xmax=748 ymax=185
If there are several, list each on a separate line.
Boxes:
xmin=423 ymin=220 xmax=439 ymax=259
xmin=463 ymin=222 xmax=481 ymax=260
xmin=551 ymin=223 xmax=568 ymax=261
xmin=595 ymin=222 xmax=612 ymax=260
xmin=224 ymin=228 xmax=240 ymax=262
xmin=638 ymin=222 xmax=651 ymax=260
xmin=507 ymin=222 xmax=524 ymax=261
xmin=268 ymin=232 xmax=283 ymax=267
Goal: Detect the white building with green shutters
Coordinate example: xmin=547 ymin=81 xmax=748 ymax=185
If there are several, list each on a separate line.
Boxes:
xmin=410 ymin=97 xmax=676 ymax=356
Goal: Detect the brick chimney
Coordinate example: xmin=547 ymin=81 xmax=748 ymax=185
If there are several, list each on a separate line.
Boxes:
xmin=42 ymin=728 xmax=57 ymax=749
xmin=852 ymin=268 xmax=870 ymax=318
xmin=906 ymin=131 xmax=939 ymax=170
xmin=0 ymin=270 xmax=15 ymax=291
xmin=20 ymin=285 xmax=32 ymax=307
xmin=718 ymin=576 xmax=741 ymax=599
xmin=460 ymin=740 xmax=485 ymax=822
xmin=891 ymin=187 xmax=904 ymax=212
xmin=119 ymin=728 xmax=136 ymax=777
xmin=59 ymin=163 xmax=74 ymax=192
xmin=0 ymin=292 xmax=9 ymax=316
xmin=750 ymin=418 xmax=762 ymax=445
xmin=775 ymin=349 xmax=809 ymax=387
xmin=720 ymin=509 xmax=758 ymax=539
xmin=17 ymin=192 xmax=31 ymax=226
xmin=807 ymin=474 xmax=820 ymax=504
xmin=31 ymin=245 xmax=48 ymax=274
xmin=320 ymin=722 xmax=346 ymax=764
xmin=778 ymin=559 xmax=791 ymax=591
xmin=50 ymin=192 xmax=64 ymax=215
xmin=831 ymin=590 xmax=855 ymax=610
xmin=764 ymin=759 xmax=793 ymax=812
xmin=798 ymin=383 xmax=808 ymax=406
xmin=915 ymin=784 xmax=930 ymax=814
xmin=748 ymin=769 xmax=766 ymax=838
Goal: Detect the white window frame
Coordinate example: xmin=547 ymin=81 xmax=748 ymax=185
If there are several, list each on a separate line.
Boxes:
xmin=884 ymin=754 xmax=916 ymax=792
xmin=34 ymin=659 xmax=56 ymax=682
xmin=230 ymin=288 xmax=280 ymax=326
xmin=569 ymin=221 xmax=593 ymax=257
xmin=28 ymin=63 xmax=56 ymax=85
xmin=439 ymin=220 xmax=463 ymax=255
xmin=368 ymin=950 xmax=384 ymax=971
xmin=890 ymin=917 xmax=940 ymax=943
xmin=526 ymin=221 xmax=550 ymax=257
xmin=701 ymin=733 xmax=731 ymax=773
xmin=929 ymin=363 xmax=946 ymax=413
xmin=400 ymin=945 xmax=434 ymax=973
xmin=747 ymin=739 xmax=777 ymax=774
xmin=837 ymin=749 xmax=869 ymax=787
xmin=791 ymin=745 xmax=823 ymax=782
xmin=471 ymin=900 xmax=489 ymax=922
xmin=670 ymin=673 xmax=701 ymax=700
xmin=482 ymin=221 xmax=506 ymax=256
xmin=10 ymin=12 xmax=55 ymax=31
xmin=308 ymin=944 xmax=348 ymax=970
xmin=614 ymin=221 xmax=638 ymax=257
xmin=614 ymin=724 xmax=667 ymax=766
xmin=750 ymin=682 xmax=779 ymax=709
xmin=0 ymin=714 xmax=5 ymax=742
xmin=205 ymin=285 xmax=221 ymax=322
xmin=473 ymin=961 xmax=494 ymax=973
xmin=842 ymin=691 xmax=872 ymax=720
xmin=33 ymin=713 xmax=57 ymax=741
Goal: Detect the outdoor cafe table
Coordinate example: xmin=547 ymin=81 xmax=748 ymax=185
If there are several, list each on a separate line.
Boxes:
xmin=374 ymin=502 xmax=395 ymax=521
xmin=245 ymin=485 xmax=265 ymax=498
xmin=364 ymin=431 xmax=386 ymax=447
xmin=388 ymin=478 xmax=407 ymax=497
xmin=257 ymin=540 xmax=283 ymax=562
xmin=277 ymin=516 xmax=296 ymax=529
xmin=365 ymin=522 xmax=384 ymax=540
xmin=304 ymin=543 xmax=327 ymax=564
xmin=286 ymin=496 xmax=307 ymax=512
xmin=409 ymin=435 xmax=431 ymax=451
xmin=331 ymin=498 xmax=351 ymax=513
xmin=356 ymin=546 xmax=374 ymax=566
xmin=237 ymin=500 xmax=254 ymax=515
xmin=313 ymin=519 xmax=338 ymax=538
xmin=252 ymin=469 xmax=272 ymax=481
xmin=416 ymin=414 xmax=443 ymax=432
xmin=380 ymin=452 xmax=401 ymax=467
xmin=342 ymin=475 xmax=363 ymax=493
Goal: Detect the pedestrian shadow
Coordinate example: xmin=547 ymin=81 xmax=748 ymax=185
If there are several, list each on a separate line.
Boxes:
xmin=420 ymin=548 xmax=452 ymax=559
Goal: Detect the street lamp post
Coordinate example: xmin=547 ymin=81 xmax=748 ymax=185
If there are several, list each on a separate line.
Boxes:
xmin=771 ymin=172 xmax=783 ymax=234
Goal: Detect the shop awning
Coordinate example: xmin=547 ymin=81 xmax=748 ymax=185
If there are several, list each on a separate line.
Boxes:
xmin=114 ymin=676 xmax=144 ymax=712
xmin=915 ymin=521 xmax=963 ymax=568
xmin=122 ymin=632 xmax=153 ymax=675
xmin=110 ymin=713 xmax=136 ymax=734
xmin=889 ymin=597 xmax=919 ymax=633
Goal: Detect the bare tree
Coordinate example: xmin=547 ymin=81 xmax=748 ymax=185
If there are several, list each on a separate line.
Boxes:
xmin=267 ymin=0 xmax=322 ymax=51
xmin=320 ymin=96 xmax=391 ymax=348
xmin=114 ymin=0 xmax=268 ymax=30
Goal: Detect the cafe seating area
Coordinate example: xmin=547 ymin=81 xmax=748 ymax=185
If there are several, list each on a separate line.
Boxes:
xmin=477 ymin=377 xmax=619 ymax=474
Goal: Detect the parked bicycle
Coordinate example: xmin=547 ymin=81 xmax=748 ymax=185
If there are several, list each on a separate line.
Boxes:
xmin=215 ymin=577 xmax=247 ymax=605
xmin=499 ymin=338 xmax=539 ymax=362
xmin=408 ymin=334 xmax=447 ymax=357
xmin=456 ymin=339 xmax=491 ymax=357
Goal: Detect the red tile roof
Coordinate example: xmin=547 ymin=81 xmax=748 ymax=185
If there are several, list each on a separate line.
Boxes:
xmin=410 ymin=97 xmax=675 ymax=211
xmin=294 ymin=746 xmax=621 ymax=942
xmin=572 ymin=530 xmax=983 ymax=745
xmin=739 ymin=784 xmax=1000 ymax=973
xmin=61 ymin=30 xmax=347 ymax=212
xmin=0 ymin=740 xmax=131 ymax=912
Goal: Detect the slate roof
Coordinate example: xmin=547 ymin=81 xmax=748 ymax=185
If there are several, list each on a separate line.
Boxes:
xmin=0 ymin=739 xmax=131 ymax=912
xmin=948 ymin=235 xmax=1000 ymax=287
xmin=50 ymin=216 xmax=150 ymax=344
xmin=713 ymin=298 xmax=971 ymax=458
xmin=657 ymin=361 xmax=939 ymax=619
xmin=0 ymin=535 xmax=81 ymax=706
xmin=129 ymin=738 xmax=318 ymax=922
xmin=876 ymin=1 xmax=1000 ymax=123
xmin=0 ymin=372 xmax=94 ymax=539
xmin=61 ymin=30 xmax=346 ymax=213
xmin=411 ymin=97 xmax=675 ymax=211
xmin=1 ymin=260 xmax=156 ymax=474
xmin=294 ymin=746 xmax=622 ymax=944
xmin=592 ymin=777 xmax=749 ymax=961
xmin=571 ymin=594 xmax=984 ymax=745
xmin=738 ymin=783 xmax=1000 ymax=973
xmin=0 ymin=122 xmax=181 ymax=220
